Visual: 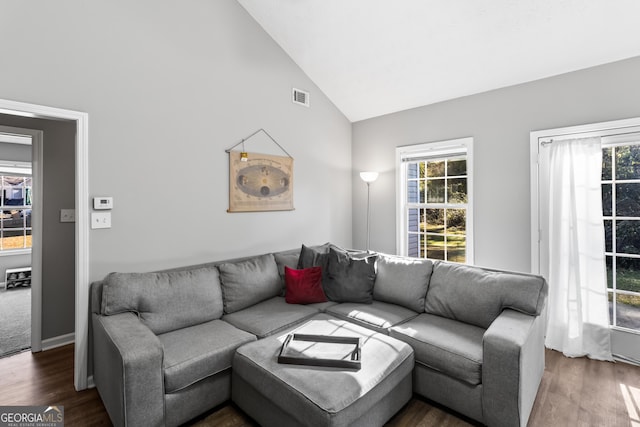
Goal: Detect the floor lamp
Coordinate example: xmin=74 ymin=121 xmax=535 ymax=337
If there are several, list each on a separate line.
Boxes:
xmin=360 ymin=171 xmax=379 ymax=251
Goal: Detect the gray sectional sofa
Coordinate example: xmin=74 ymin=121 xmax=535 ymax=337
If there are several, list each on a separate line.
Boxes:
xmin=90 ymin=243 xmax=548 ymax=427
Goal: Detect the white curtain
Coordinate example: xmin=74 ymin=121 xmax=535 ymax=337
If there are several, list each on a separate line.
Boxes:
xmin=545 ymin=136 xmax=613 ymax=361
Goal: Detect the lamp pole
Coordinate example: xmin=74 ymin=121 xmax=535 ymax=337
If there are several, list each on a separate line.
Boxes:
xmin=359 ymin=171 xmax=379 ymax=252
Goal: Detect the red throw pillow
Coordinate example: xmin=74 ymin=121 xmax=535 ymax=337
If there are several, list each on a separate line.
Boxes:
xmin=285 ymin=266 xmax=327 ymax=304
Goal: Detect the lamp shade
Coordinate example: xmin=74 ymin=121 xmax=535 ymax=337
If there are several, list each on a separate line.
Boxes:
xmin=359 ymin=171 xmax=379 ymax=183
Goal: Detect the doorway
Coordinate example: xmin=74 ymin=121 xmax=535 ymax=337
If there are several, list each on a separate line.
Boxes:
xmin=0 ymin=99 xmax=89 ymax=391
xmin=0 ymin=126 xmax=42 ymax=358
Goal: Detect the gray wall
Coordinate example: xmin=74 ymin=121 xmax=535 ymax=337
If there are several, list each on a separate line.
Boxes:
xmin=0 ymin=0 xmax=352 ymax=340
xmin=352 ymin=56 xmax=640 ymax=273
xmin=0 ymin=0 xmax=352 ymax=279
xmin=0 ymin=115 xmax=76 ymax=340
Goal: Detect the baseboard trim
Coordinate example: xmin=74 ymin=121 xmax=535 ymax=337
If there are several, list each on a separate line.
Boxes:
xmin=41 ymin=332 xmax=75 ymax=351
xmin=87 ymin=375 xmax=95 ymax=389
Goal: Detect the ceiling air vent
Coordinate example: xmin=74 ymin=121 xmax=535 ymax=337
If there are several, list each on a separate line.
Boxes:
xmin=292 ymin=88 xmax=310 ymax=107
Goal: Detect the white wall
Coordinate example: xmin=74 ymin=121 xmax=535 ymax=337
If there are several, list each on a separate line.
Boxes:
xmin=352 ymin=56 xmax=640 ymax=273
xmin=0 ymin=0 xmax=352 ymax=286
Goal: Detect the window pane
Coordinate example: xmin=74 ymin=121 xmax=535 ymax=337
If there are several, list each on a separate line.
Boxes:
xmin=615 ymin=145 xmax=640 ymax=180
xmin=615 ymin=257 xmax=640 ymax=293
xmin=407 ymin=180 xmax=419 ymax=203
xmin=424 ymin=209 xmax=444 ymax=233
xmin=419 ymin=234 xmax=426 ymax=258
xmin=426 ymin=161 xmax=445 ymax=178
xmin=606 ymin=256 xmax=613 ymax=289
xmin=407 ymin=233 xmax=419 ymax=258
xmin=614 ymin=293 xmax=640 ymax=330
xmin=419 ymin=180 xmax=425 ymax=203
xmin=407 ymin=163 xmax=418 ymax=179
xmin=447 ymin=159 xmax=466 ymax=176
xmin=616 ymin=183 xmax=640 ymax=217
xmin=446 ymin=209 xmax=466 ymax=234
xmin=602 ymin=184 xmax=612 ymax=217
xmin=419 ymin=162 xmax=426 ymax=179
xmin=602 ymin=147 xmax=612 ymax=180
xmin=408 ymin=208 xmax=419 ymax=232
xmin=427 ymin=179 xmax=445 ymax=203
xmin=447 ymin=236 xmax=466 ymax=263
xmin=616 ymin=220 xmax=640 ymax=255
xmin=604 ymin=220 xmax=612 ymax=253
xmin=447 ymin=178 xmax=467 ymax=203
xmin=426 ymin=234 xmax=445 ymax=260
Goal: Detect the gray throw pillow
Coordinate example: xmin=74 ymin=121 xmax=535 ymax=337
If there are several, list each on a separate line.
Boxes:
xmin=218 ymin=253 xmax=282 ymax=314
xmin=274 ymin=251 xmax=300 ymax=295
xmin=101 ymin=266 xmax=224 ymax=335
xmin=373 ymin=253 xmax=433 ymax=312
xmin=297 ymin=243 xmax=333 ymax=274
xmin=323 ymin=247 xmax=377 ymax=303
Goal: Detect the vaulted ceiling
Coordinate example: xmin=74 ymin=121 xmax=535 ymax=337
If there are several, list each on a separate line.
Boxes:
xmin=238 ymin=0 xmax=640 ymax=122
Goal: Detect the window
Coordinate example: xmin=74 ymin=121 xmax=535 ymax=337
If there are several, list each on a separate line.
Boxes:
xmin=0 ymin=165 xmax=32 ymax=252
xmin=397 ymin=138 xmax=473 ymax=263
xmin=602 ymin=142 xmax=640 ymax=331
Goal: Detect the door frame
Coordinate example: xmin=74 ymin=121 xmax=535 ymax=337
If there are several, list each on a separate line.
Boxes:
xmin=0 ymin=99 xmax=89 ymax=390
xmin=0 ymin=125 xmax=43 ymax=352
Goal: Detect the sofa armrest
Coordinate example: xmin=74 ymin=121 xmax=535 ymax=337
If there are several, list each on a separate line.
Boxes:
xmin=483 ymin=309 xmax=545 ymax=427
xmin=92 ymin=312 xmax=165 ymax=427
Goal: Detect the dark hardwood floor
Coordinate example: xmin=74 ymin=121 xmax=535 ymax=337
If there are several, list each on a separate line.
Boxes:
xmin=0 ymin=344 xmax=638 ymax=426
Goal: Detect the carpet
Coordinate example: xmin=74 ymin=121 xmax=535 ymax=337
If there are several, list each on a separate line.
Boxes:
xmin=0 ymin=287 xmax=30 ymax=358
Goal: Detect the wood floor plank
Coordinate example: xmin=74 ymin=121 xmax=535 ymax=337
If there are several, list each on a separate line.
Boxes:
xmin=1 ymin=345 xmax=639 ymax=426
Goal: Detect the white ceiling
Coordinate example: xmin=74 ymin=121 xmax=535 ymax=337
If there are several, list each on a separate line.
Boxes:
xmin=238 ymin=0 xmax=640 ymax=122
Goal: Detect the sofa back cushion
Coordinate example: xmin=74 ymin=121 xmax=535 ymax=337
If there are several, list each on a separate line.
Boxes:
xmin=425 ymin=262 xmax=548 ymax=329
xmin=101 ymin=266 xmax=224 ymax=334
xmin=373 ymin=254 xmax=433 ymax=312
xmin=218 ymin=253 xmax=282 ymax=314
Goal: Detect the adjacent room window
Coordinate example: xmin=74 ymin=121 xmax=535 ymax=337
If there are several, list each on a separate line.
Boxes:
xmin=0 ymin=164 xmax=32 ymax=252
xmin=397 ymin=138 xmax=473 ymax=263
xmin=602 ymin=142 xmax=640 ymax=330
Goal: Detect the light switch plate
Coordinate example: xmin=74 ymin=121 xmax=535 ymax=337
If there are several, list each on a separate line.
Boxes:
xmin=60 ymin=209 xmax=76 ymax=223
xmin=91 ymin=212 xmax=111 ymax=229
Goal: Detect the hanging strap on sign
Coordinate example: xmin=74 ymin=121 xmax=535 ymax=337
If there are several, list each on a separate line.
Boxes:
xmin=225 ymin=128 xmax=293 ymax=158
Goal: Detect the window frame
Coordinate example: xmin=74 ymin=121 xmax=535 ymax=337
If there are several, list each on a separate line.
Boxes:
xmin=396 ymin=137 xmax=474 ymax=263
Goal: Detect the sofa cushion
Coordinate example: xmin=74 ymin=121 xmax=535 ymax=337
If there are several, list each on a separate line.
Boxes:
xmin=222 ymin=297 xmax=320 ymax=338
xmin=285 ymin=266 xmax=327 ymax=304
xmin=323 ymin=248 xmax=377 ymax=303
xmin=374 ymin=253 xmax=433 ymax=312
xmin=218 ymin=254 xmax=282 ymax=314
xmin=390 ymin=313 xmax=485 ymax=386
xmin=101 ymin=266 xmax=223 ymax=334
xmin=425 ymin=262 xmax=548 ymax=329
xmin=326 ymin=301 xmax=419 ymax=334
xmin=158 ymin=319 xmax=256 ymax=393
xmin=274 ymin=251 xmax=300 ymax=295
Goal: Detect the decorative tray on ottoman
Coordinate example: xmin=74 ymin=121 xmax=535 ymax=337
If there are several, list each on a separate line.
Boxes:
xmin=277 ymin=333 xmax=361 ymax=370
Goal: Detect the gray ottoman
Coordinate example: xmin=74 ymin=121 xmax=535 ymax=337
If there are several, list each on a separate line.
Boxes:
xmin=232 ymin=313 xmax=414 ymax=427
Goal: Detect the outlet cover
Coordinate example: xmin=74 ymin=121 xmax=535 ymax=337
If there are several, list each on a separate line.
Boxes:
xmin=60 ymin=209 xmax=76 ymax=223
